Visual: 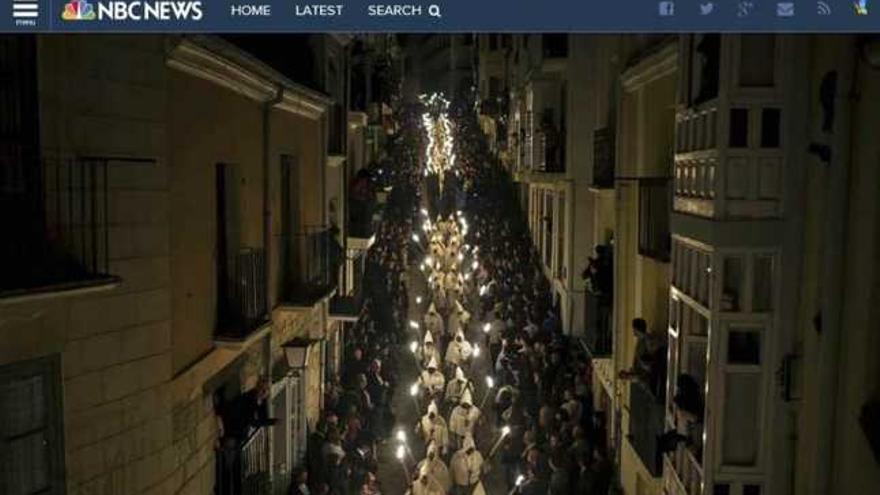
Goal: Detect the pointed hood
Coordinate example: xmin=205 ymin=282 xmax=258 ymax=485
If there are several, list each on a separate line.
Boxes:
xmin=454 ymin=300 xmax=465 ymax=313
xmin=428 ymin=302 xmax=438 ymax=314
xmin=454 ymin=366 xmax=465 ymax=381
xmin=427 ymin=355 xmax=439 ymax=370
xmin=426 ymin=441 xmax=438 ymax=458
xmin=460 ymin=388 xmax=473 ymax=406
xmin=423 ymin=330 xmax=434 ymax=345
xmin=427 ymin=400 xmax=439 ymax=417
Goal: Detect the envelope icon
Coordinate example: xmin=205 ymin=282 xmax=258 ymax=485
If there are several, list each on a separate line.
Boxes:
xmin=776 ymin=2 xmax=795 ymax=16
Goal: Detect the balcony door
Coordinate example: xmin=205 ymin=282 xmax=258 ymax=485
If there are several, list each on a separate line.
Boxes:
xmin=280 ymin=155 xmax=300 ymax=297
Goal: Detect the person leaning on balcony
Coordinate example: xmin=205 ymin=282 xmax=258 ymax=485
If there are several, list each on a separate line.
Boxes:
xmin=619 ymin=318 xmax=668 ymax=397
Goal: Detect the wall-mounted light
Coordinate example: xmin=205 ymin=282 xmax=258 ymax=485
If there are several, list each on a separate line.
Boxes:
xmin=283 ymin=338 xmax=320 ymax=369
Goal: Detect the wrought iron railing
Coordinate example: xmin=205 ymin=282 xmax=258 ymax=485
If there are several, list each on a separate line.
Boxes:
xmin=217 ymin=247 xmax=268 ymax=339
xmin=280 ymin=225 xmax=342 ymax=304
xmin=584 ymin=287 xmax=613 ymax=356
xmin=216 ymin=426 xmax=270 ymax=495
xmin=1 ymin=153 xmax=113 ymax=295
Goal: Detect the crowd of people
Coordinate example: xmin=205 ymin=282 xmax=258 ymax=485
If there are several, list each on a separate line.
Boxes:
xmin=297 ymin=104 xmax=426 ymax=495
xmin=296 ymin=94 xmax=617 ymax=495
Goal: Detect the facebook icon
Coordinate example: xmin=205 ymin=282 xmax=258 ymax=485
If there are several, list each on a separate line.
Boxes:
xmin=658 ymin=1 xmax=675 ymax=15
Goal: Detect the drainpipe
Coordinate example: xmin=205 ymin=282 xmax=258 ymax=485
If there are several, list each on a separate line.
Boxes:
xmin=814 ymin=37 xmax=857 ymax=495
xmin=263 ymin=86 xmax=284 ymax=382
xmin=342 ymin=48 xmax=351 ymax=296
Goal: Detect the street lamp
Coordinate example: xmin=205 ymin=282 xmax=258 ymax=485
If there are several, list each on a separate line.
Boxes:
xmin=282 ymin=338 xmax=320 ymax=370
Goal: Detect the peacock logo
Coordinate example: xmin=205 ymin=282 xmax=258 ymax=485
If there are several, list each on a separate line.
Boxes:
xmin=855 ymin=0 xmax=868 ymax=14
xmin=62 ymin=0 xmax=96 ymax=20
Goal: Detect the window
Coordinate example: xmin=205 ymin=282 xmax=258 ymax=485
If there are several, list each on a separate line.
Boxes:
xmin=0 ymin=357 xmax=65 ymax=495
xmin=638 ymin=179 xmax=671 ymax=261
xmin=760 ymin=109 xmax=781 ymax=148
xmin=722 ymin=256 xmax=744 ymax=311
xmin=713 ymin=485 xmax=731 ymax=495
xmin=728 ymin=330 xmax=761 ymax=365
xmin=729 ymin=108 xmax=749 ymax=148
xmin=691 ymin=34 xmax=720 ymax=105
xmin=743 ymin=484 xmax=762 ymax=495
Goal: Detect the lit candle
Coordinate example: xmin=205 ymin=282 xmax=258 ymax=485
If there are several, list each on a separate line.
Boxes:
xmin=479 ymin=376 xmax=495 ymax=410
xmin=488 ymin=425 xmax=512 ymax=459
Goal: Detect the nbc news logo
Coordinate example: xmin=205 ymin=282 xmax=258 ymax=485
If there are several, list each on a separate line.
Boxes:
xmin=12 ymin=0 xmax=39 ymax=25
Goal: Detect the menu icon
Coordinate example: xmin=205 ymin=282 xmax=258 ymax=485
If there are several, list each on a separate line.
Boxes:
xmin=12 ymin=0 xmax=39 ymax=24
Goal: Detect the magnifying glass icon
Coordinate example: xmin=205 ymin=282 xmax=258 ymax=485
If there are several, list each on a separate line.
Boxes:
xmin=428 ymin=4 xmax=442 ymax=17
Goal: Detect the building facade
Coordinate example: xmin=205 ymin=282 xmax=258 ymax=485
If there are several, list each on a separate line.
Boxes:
xmin=0 ymin=33 xmax=396 ymax=495
xmin=478 ymin=33 xmax=880 ymax=495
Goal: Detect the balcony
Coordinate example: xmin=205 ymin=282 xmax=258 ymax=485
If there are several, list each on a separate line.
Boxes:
xmin=628 ymin=381 xmax=665 ymax=477
xmin=584 ymin=287 xmax=612 ymax=356
xmin=216 ymin=425 xmax=270 ymax=495
xmin=280 ymin=226 xmax=342 ymax=306
xmin=1 ymin=153 xmax=119 ymax=300
xmin=534 ymin=130 xmax=565 ymax=174
xmin=592 ymin=127 xmax=615 ymax=188
xmin=666 ymin=444 xmax=703 ymax=495
xmin=216 ymin=247 xmax=269 ymax=341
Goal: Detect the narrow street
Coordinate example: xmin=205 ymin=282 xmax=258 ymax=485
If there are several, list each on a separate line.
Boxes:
xmin=375 ymin=264 xmax=508 ymax=494
xmin=373 ymin=97 xmax=510 ymax=494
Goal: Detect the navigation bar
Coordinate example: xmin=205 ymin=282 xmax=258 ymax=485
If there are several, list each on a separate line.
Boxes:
xmin=1 ymin=0 xmax=877 ymax=32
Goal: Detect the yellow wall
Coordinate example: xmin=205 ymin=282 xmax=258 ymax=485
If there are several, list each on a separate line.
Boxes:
xmin=614 ymin=52 xmax=676 ymax=495
xmin=168 ymin=70 xmax=263 ymax=373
